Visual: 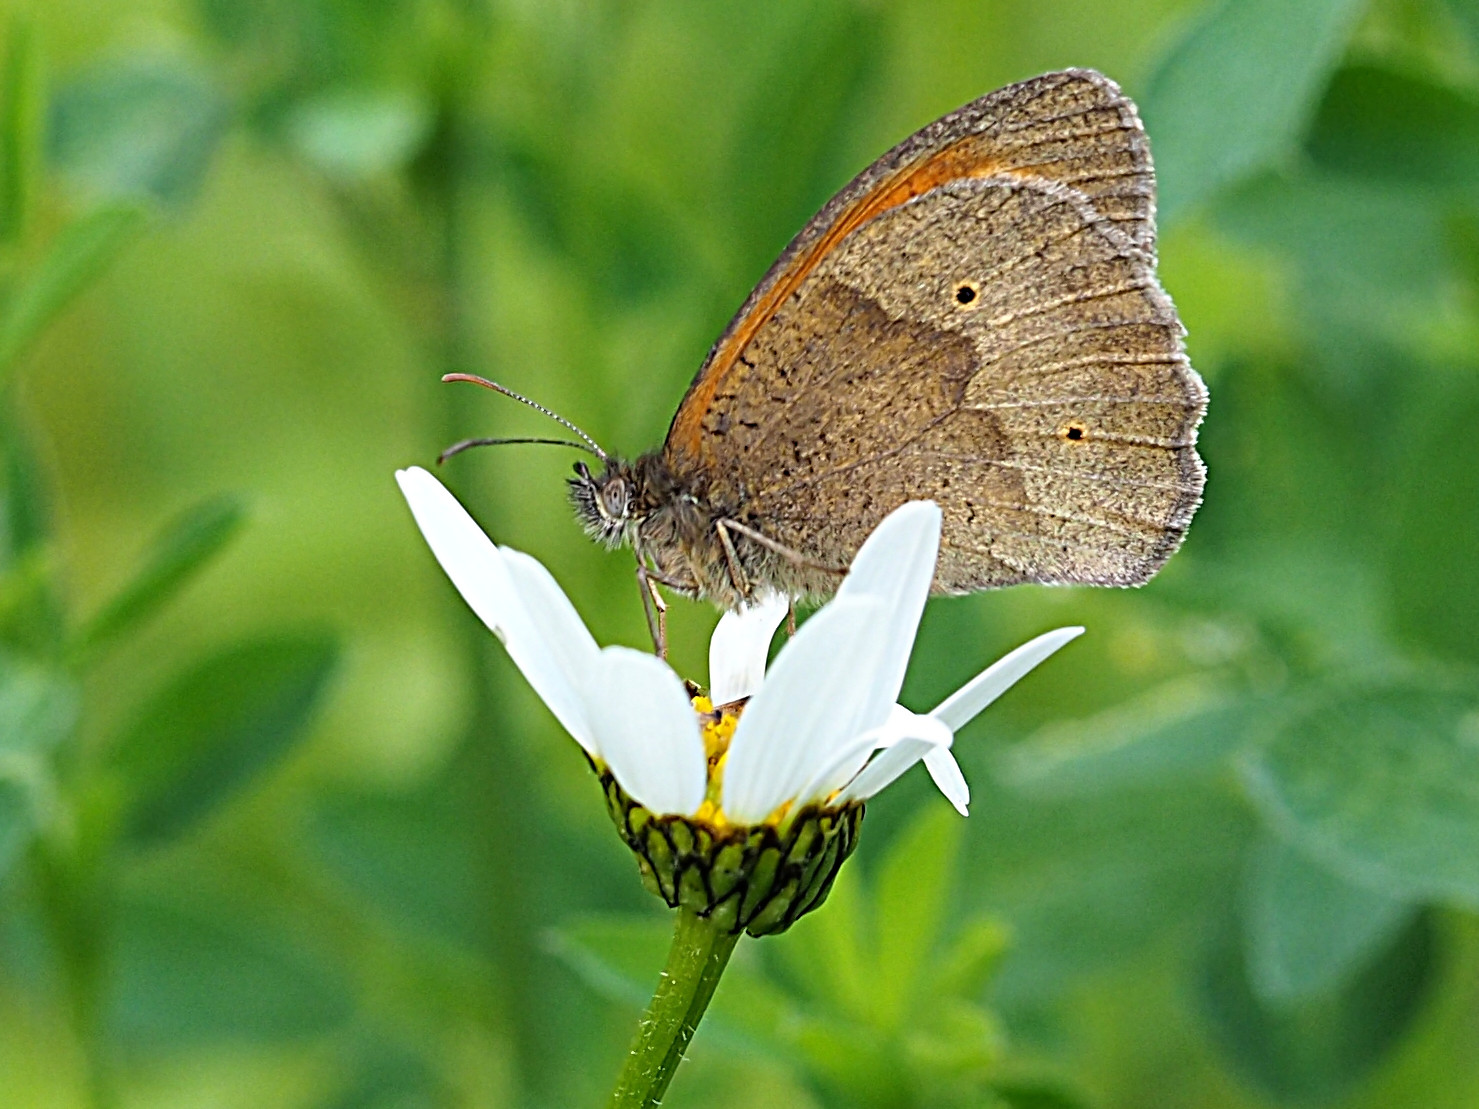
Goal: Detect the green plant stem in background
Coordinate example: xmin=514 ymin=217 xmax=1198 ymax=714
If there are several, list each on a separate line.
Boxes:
xmin=608 ymin=907 xmax=740 ymax=1109
xmin=416 ymin=82 xmax=551 ymax=1096
xmin=32 ymin=829 xmax=117 ymax=1109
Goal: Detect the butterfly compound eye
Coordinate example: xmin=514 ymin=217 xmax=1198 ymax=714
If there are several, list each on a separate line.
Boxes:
xmin=601 ymin=478 xmax=630 ymax=520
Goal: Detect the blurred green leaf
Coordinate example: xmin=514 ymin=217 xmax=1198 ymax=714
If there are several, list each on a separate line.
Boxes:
xmin=723 ymin=2 xmax=884 ymax=277
xmin=873 ymin=804 xmax=960 ymax=1029
xmin=1143 ymin=0 xmax=1366 ymax=221
xmin=777 ymin=855 xmax=871 ymax=1022
xmin=1306 ymin=65 xmax=1479 ymax=193
xmin=0 ymin=204 xmax=145 ymax=381
xmin=0 ymin=403 xmax=48 ymax=566
xmin=993 ymin=1084 xmax=1090 ymax=1109
xmin=0 ymin=17 xmax=43 ymax=244
xmin=1243 ymin=837 xmax=1414 ymax=1003
xmin=1444 ymin=0 xmax=1479 ymax=44
xmin=1178 ymin=543 xmax=1394 ymax=673
xmin=903 ymin=995 xmax=1003 ymax=1094
xmin=1206 ymin=173 xmax=1437 ymax=313
xmin=0 ymin=652 xmax=76 ymax=752
xmin=0 ymin=405 xmax=61 ymax=655
xmin=321 ymin=1039 xmax=443 ymax=1109
xmin=0 ymin=774 xmax=33 ymax=879
xmin=546 ymin=913 xmax=671 ymax=1010
xmin=1386 ymin=385 xmax=1479 ymax=666
xmin=1215 ymin=173 xmax=1448 ymax=392
xmin=1241 ymin=681 xmax=1479 ymax=906
xmin=0 ymin=549 xmax=59 ymax=657
xmin=928 ymin=917 xmax=1009 ymax=1003
xmin=310 ymin=785 xmax=486 ymax=953
xmin=1199 ymin=904 xmax=1437 ymax=1102
xmin=789 ymin=1012 xmax=901 ymax=1107
xmin=998 ymin=678 xmax=1267 ymax=796
xmin=109 ymin=887 xmax=353 ymax=1046
xmin=71 ymin=495 xmax=244 ymax=658
xmin=971 ymin=776 xmax=1253 ymax=1005
xmin=1216 ymin=171 xmax=1441 ymax=308
xmin=49 ymin=57 xmax=229 ymax=209
xmin=284 ymin=88 xmax=432 ymax=182
xmin=109 ymin=634 xmax=339 ymax=846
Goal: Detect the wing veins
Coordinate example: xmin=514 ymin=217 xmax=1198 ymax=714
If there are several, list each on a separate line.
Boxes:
xmin=964 ymin=497 xmax=1157 ymax=538
xmin=965 ymin=395 xmax=1197 ymax=410
xmin=970 ymin=321 xmax=1179 ymax=371
xmin=923 ymin=453 xmax=1191 ymax=493
xmin=984 ymin=277 xmax=1158 ymax=329
xmin=1022 ymin=429 xmax=1195 ymax=448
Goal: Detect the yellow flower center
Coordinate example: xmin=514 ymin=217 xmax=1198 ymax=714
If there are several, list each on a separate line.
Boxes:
xmin=692 ymin=694 xmax=744 ymax=828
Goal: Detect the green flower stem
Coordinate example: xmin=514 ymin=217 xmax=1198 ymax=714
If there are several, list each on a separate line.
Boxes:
xmin=608 ymin=907 xmax=740 ymax=1108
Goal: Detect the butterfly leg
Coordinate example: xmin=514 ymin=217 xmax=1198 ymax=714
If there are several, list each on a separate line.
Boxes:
xmin=634 ymin=563 xmax=668 ymax=659
xmin=787 ymin=602 xmax=797 ymax=638
xmin=635 ymin=561 xmax=702 ymax=658
xmin=714 ymin=519 xmax=752 ymax=602
xmin=718 ymin=518 xmax=848 ymax=577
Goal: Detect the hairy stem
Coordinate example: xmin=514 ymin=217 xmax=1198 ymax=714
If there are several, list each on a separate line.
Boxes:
xmin=607 ymin=908 xmax=740 ymax=1109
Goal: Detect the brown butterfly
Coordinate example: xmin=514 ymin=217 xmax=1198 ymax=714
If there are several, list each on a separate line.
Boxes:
xmin=450 ymin=69 xmax=1205 ymax=640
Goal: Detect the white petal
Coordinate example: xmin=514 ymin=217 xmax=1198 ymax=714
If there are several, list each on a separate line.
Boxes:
xmin=835 ymin=501 xmax=942 ymax=711
xmin=932 ymin=627 xmax=1084 ymax=731
xmin=799 ymin=704 xmax=951 ymax=807
xmin=833 ymin=705 xmax=952 ymax=805
xmin=499 ymin=546 xmax=606 ymax=714
xmin=708 ymin=592 xmax=788 ymax=705
xmin=924 ymin=747 xmax=970 ymax=816
xmin=722 ymin=597 xmax=889 ymax=824
xmin=396 ymin=467 xmax=599 ymax=753
xmin=588 ymin=646 xmax=707 ymax=816
xmin=834 ymin=738 xmax=940 ymax=805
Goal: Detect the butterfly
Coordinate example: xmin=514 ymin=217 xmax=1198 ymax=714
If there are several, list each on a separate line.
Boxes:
xmin=451 ymin=69 xmax=1206 ymax=643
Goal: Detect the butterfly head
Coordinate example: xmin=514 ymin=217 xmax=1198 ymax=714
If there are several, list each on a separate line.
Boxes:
xmin=570 ymin=459 xmax=639 ymax=548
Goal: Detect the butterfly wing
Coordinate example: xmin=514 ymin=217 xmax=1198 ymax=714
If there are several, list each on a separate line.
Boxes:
xmin=662 ymin=68 xmax=1205 ymax=591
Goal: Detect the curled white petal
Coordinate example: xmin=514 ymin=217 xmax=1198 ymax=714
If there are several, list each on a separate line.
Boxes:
xmin=924 ymin=746 xmax=970 ymax=816
xmin=932 ymin=627 xmax=1084 ymax=731
xmin=722 ymin=597 xmax=889 ymax=824
xmin=835 ymin=501 xmax=942 ymax=715
xmin=834 ymin=739 xmax=936 ymax=803
xmin=832 ymin=706 xmax=952 ymax=805
xmin=708 ymin=592 xmax=788 ymax=706
xmin=588 ymin=646 xmax=706 ymax=816
xmin=798 ymin=704 xmax=949 ymax=808
xmin=395 ymin=467 xmax=600 ymax=754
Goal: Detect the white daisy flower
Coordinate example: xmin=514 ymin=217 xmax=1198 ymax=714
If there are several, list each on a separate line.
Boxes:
xmin=395 ymin=465 xmax=1082 ymax=827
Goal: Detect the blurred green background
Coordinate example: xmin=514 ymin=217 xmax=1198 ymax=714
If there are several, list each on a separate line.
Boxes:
xmin=3 ymin=0 xmax=1479 ymax=1106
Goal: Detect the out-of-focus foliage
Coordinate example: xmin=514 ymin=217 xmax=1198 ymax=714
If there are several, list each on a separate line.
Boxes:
xmin=1 ymin=1 xmax=1478 ymax=1107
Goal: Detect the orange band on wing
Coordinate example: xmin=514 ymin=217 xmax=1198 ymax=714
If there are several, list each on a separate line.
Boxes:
xmin=669 ymin=135 xmax=1002 ymax=461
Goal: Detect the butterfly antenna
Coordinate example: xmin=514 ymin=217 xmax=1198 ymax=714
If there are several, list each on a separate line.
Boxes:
xmin=442 ymin=373 xmax=608 ymax=460
xmin=437 ymin=436 xmax=601 ymax=465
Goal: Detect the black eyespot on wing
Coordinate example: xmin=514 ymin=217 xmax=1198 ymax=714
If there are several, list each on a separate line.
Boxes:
xmin=954 ymin=283 xmax=978 ymax=304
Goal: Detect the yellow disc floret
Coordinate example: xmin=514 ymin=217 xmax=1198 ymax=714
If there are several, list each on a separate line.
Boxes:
xmin=692 ymin=694 xmax=742 ymax=821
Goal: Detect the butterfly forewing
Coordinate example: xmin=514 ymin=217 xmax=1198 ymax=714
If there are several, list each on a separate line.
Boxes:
xmin=659 ymin=68 xmax=1204 ymax=597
